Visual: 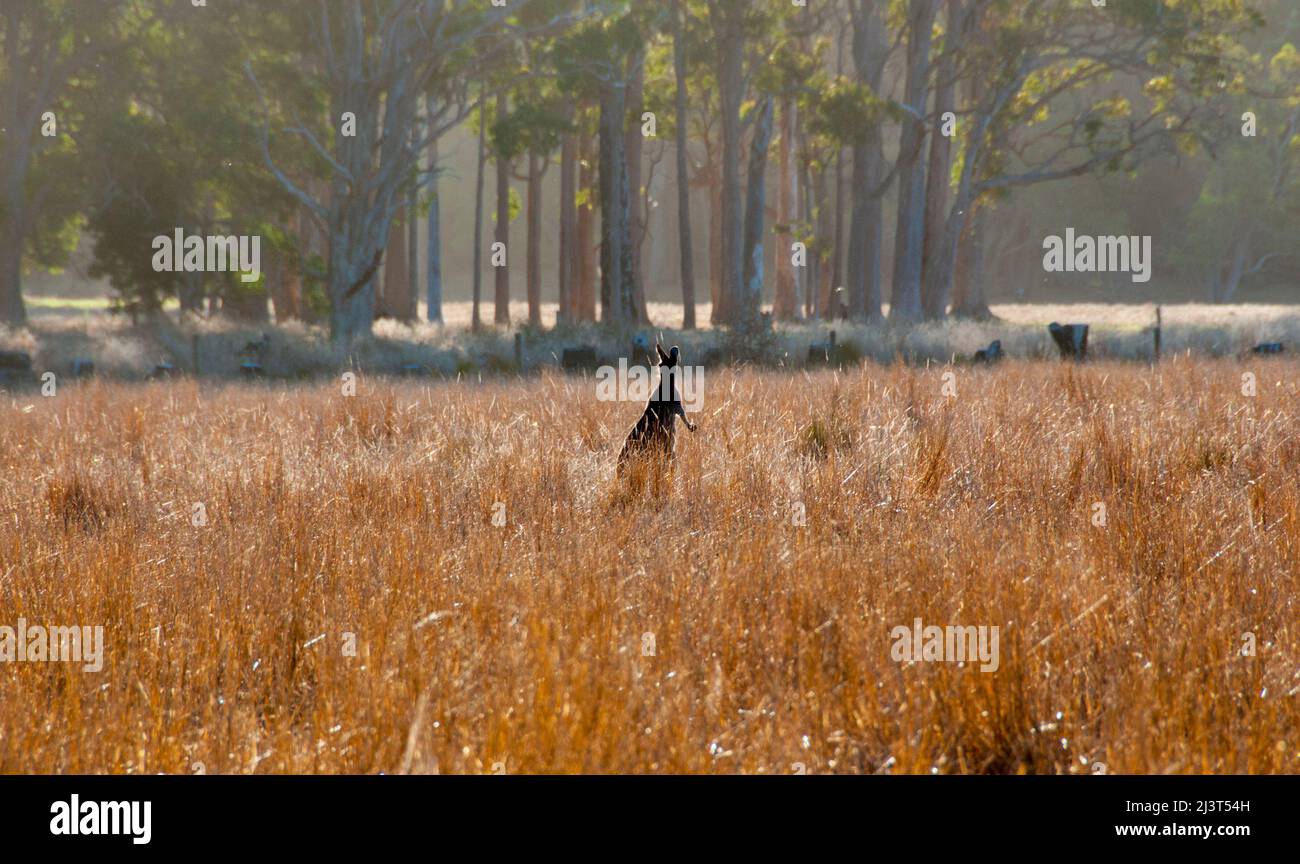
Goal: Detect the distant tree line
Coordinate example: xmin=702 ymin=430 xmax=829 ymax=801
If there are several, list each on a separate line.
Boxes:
xmin=1 ymin=0 xmax=1296 ymax=342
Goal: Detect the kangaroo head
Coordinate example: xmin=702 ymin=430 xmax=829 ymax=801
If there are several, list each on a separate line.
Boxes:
xmin=656 ymin=343 xmax=680 ymax=368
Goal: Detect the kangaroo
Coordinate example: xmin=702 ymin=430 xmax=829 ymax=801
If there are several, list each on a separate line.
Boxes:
xmin=617 ymin=343 xmax=697 ymax=473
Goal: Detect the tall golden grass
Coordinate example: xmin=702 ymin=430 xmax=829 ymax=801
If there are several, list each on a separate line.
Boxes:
xmin=0 ymin=357 xmax=1296 ymax=774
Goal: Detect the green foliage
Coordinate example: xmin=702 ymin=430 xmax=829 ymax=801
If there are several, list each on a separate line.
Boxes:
xmin=491 ymin=97 xmax=572 ymax=160
xmin=805 ymin=78 xmax=893 ymax=148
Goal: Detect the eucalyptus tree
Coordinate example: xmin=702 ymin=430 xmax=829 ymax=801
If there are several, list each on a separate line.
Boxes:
xmin=1182 ymin=2 xmax=1299 ymax=302
xmin=85 ymin=1 xmax=302 ymax=320
xmin=0 ymin=0 xmax=137 ymax=326
xmin=670 ymin=0 xmax=697 ymax=328
xmin=553 ymin=7 xmax=643 ymax=324
xmin=920 ymin=0 xmax=1265 ymax=320
xmin=248 ymin=0 xmax=579 ymax=344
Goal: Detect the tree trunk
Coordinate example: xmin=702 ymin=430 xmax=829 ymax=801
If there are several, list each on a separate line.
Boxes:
xmin=406 ymin=164 xmax=419 ymax=322
xmin=1218 ymin=236 xmax=1249 ymax=303
xmin=813 ymin=164 xmax=833 ymax=319
xmin=472 ymin=85 xmax=488 ymax=331
xmin=846 ymin=148 xmax=869 ymax=320
xmin=890 ymin=0 xmax=940 ymax=324
xmin=1 ymin=216 xmax=27 ymax=325
xmin=327 ymin=232 xmax=379 ymax=346
xmin=576 ymin=131 xmax=597 ymax=321
xmin=427 ymin=136 xmax=443 ymax=324
xmin=179 ymin=270 xmax=205 ymax=315
xmin=379 ymin=213 xmax=410 ymax=320
xmin=715 ymin=18 xmax=745 ymax=325
xmin=708 ymin=174 xmax=723 ymax=322
xmin=0 ymin=7 xmax=35 ymax=327
xmin=178 ymin=210 xmax=207 ymax=313
xmin=740 ymin=97 xmax=775 ymax=323
xmin=931 ymin=57 xmax=988 ymax=324
xmin=773 ymin=96 xmax=799 ymax=320
xmin=920 ymin=0 xmax=963 ymax=320
xmin=267 ymin=247 xmax=299 ymax=322
xmin=558 ymin=130 xmax=577 ymax=324
xmin=799 ymin=137 xmax=815 ymax=319
xmin=672 ymin=0 xmax=697 ymax=330
xmin=625 ymin=47 xmax=648 ymax=323
xmin=847 ymin=0 xmax=888 ymax=321
xmin=494 ymin=94 xmax=511 ymax=326
xmin=526 ymin=151 xmax=542 ymax=326
xmin=598 ymin=80 xmax=635 ymax=323
xmin=951 ymin=201 xmax=991 ymax=319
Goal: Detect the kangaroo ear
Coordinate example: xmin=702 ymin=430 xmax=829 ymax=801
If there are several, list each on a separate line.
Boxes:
xmin=656 ymin=343 xmax=670 ymax=364
xmin=668 ymin=346 xmax=680 ymax=366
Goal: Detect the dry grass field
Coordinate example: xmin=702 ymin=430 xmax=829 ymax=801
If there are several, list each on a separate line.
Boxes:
xmin=1 ymin=357 xmax=1297 ymax=774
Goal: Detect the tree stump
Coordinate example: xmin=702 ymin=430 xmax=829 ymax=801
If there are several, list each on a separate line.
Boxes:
xmin=1048 ymin=322 xmax=1089 ymax=361
xmin=973 ymin=339 xmax=1003 ymax=364
xmin=808 ymin=330 xmax=837 ymax=366
xmin=561 ymin=346 xmax=599 ymax=371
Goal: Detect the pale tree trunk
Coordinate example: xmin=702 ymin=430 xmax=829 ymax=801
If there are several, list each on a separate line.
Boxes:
xmin=951 ymin=201 xmax=991 ymax=319
xmin=845 ymin=148 xmax=869 ymax=319
xmin=401 ymin=105 xmax=419 ymax=323
xmin=708 ymin=175 xmax=723 ymax=321
xmin=826 ymin=24 xmax=848 ymax=321
xmin=1216 ymin=237 xmax=1249 ymax=303
xmin=494 ymin=94 xmax=511 ymax=326
xmin=773 ymin=97 xmax=800 ymax=320
xmin=890 ymin=0 xmax=940 ymax=324
xmin=740 ymin=98 xmax=775 ymax=323
xmin=323 ymin=45 xmax=394 ymax=345
xmin=930 ymin=56 xmax=987 ymax=322
xmin=643 ymin=153 xmax=668 ymax=297
xmin=672 ymin=0 xmax=696 ymax=330
xmin=847 ymin=0 xmax=889 ymax=321
xmin=625 ymin=46 xmax=648 ymax=323
xmin=713 ymin=7 xmax=746 ymax=325
xmin=406 ymin=161 xmax=419 ymax=322
xmin=379 ymin=214 xmax=410 ymax=320
xmin=267 ymin=247 xmax=298 ymax=322
xmin=825 ymin=151 xmax=843 ymax=320
xmin=327 ymin=224 xmax=380 ymax=346
xmin=799 ymin=136 xmax=815 ymax=318
xmin=558 ymin=129 xmax=577 ymax=323
xmin=576 ymin=132 xmax=597 ymax=321
xmin=526 ymin=151 xmax=543 ymax=326
xmin=471 ymin=86 xmax=487 ymax=331
xmin=279 ymin=263 xmax=303 ymax=322
xmin=815 ymin=164 xmax=836 ymax=318
xmin=598 ymin=80 xmax=635 ymax=323
xmin=920 ymin=0 xmax=964 ymax=320
xmin=323 ymin=155 xmax=395 ymax=344
xmin=427 ymin=135 xmax=443 ymax=324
